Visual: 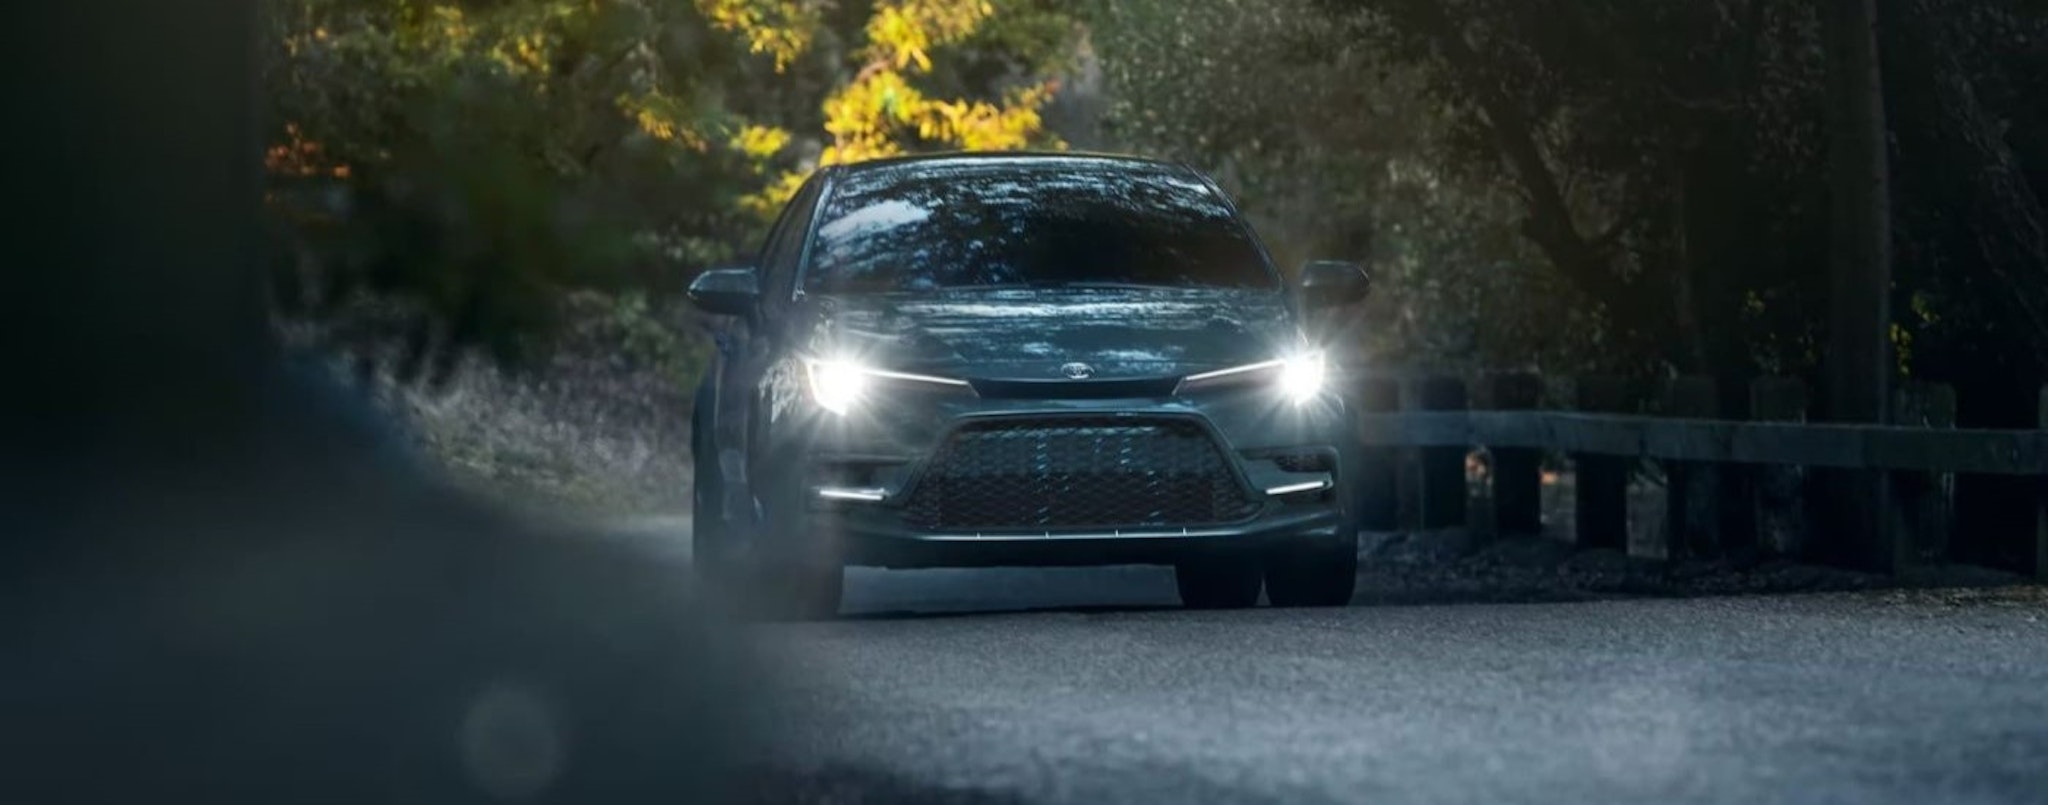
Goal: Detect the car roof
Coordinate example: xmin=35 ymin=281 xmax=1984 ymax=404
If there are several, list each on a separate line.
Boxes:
xmin=824 ymin=150 xmax=1200 ymax=180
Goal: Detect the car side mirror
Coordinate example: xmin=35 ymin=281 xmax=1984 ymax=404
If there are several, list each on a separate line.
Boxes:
xmin=1299 ymin=260 xmax=1370 ymax=308
xmin=688 ymin=266 xmax=761 ymax=317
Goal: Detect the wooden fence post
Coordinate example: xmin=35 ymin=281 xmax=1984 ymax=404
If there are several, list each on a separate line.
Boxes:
xmin=1664 ymin=376 xmax=1722 ymax=560
xmin=1356 ymin=376 xmax=1401 ymax=532
xmin=1574 ymin=376 xmax=1631 ymax=551
xmin=2037 ymin=385 xmax=2047 ymax=581
xmin=1750 ymin=378 xmax=1809 ymax=555
xmin=1416 ymin=376 xmax=1469 ymax=530
xmin=1484 ymin=373 xmax=1544 ymax=537
xmin=1952 ymin=384 xmax=2040 ymax=573
xmin=1891 ymin=382 xmax=1957 ymax=565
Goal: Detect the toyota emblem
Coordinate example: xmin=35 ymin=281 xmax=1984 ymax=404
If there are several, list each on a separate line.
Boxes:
xmin=1059 ymin=362 xmax=1095 ymax=380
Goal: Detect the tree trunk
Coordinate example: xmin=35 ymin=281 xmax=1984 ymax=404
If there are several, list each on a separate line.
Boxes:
xmin=1817 ymin=0 xmax=1896 ymax=569
xmin=1822 ymin=0 xmax=1894 ymax=425
xmin=1395 ymin=0 xmax=1667 ymax=353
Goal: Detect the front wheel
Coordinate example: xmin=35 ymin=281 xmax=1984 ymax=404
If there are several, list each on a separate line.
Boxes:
xmin=690 ymin=379 xmax=735 ymax=582
xmin=1175 ymin=555 xmax=1263 ymax=609
xmin=739 ymin=470 xmax=845 ymax=621
xmin=1263 ymin=531 xmax=1359 ymax=608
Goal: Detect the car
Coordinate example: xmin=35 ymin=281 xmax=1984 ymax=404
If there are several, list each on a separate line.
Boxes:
xmin=688 ymin=152 xmax=1372 ymax=617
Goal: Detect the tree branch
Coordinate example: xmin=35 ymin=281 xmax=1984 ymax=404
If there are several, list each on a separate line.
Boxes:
xmin=1884 ymin=0 xmax=2048 ymax=370
xmin=1400 ymin=1 xmax=1642 ymax=325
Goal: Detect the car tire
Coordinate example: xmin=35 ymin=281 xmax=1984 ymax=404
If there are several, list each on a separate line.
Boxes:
xmin=1174 ymin=555 xmax=1263 ymax=609
xmin=743 ymin=468 xmax=845 ymax=621
xmin=1264 ymin=531 xmax=1359 ymax=608
xmin=690 ymin=381 xmax=731 ymax=581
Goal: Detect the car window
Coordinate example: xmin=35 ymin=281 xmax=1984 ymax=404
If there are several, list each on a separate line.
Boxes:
xmin=802 ymin=162 xmax=1278 ymax=294
xmin=760 ymin=174 xmax=824 ymax=305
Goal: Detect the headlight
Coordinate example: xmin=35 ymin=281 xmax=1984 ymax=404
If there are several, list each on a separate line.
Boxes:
xmin=804 ymin=358 xmax=872 ymax=415
xmin=1277 ymin=352 xmax=1327 ymax=404
xmin=1177 ymin=351 xmax=1327 ymax=404
xmin=802 ymin=357 xmax=972 ymax=416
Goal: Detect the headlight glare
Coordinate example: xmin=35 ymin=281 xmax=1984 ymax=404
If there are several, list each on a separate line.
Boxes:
xmin=803 ymin=358 xmax=971 ymax=415
xmin=1176 ymin=351 xmax=1329 ymax=404
xmin=1278 ymin=352 xmax=1327 ymax=404
xmin=805 ymin=358 xmax=870 ymax=415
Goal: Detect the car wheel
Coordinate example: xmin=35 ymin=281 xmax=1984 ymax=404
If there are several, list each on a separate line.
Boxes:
xmin=1264 ymin=531 xmax=1359 ymax=608
xmin=690 ymin=469 xmax=730 ymax=579
xmin=690 ymin=381 xmax=731 ymax=581
xmin=742 ymin=470 xmax=845 ymax=621
xmin=1174 ymin=555 xmax=1263 ymax=609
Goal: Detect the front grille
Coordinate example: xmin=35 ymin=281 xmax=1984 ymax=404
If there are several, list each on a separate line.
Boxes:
xmin=902 ymin=417 xmax=1260 ymax=531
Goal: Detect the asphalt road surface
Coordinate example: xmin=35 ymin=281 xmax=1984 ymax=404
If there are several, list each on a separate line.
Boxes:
xmin=742 ymin=564 xmax=2048 ymax=804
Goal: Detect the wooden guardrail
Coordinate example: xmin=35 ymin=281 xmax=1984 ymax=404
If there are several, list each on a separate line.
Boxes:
xmin=1356 ymin=412 xmax=2048 ymax=474
xmin=1348 ymin=374 xmax=2048 ymax=579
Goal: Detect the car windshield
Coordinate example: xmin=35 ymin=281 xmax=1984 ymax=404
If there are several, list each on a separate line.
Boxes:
xmin=803 ymin=161 xmax=1279 ymax=294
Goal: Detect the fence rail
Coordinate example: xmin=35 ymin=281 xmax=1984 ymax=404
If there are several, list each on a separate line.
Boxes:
xmin=1345 ymin=373 xmax=2047 ymax=579
xmin=1357 ymin=411 xmax=2048 ymax=475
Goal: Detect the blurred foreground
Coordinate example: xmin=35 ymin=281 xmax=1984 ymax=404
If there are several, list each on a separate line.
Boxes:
xmin=5 ymin=4 xmax=754 ymax=802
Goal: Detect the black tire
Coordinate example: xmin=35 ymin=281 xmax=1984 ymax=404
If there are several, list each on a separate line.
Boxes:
xmin=1174 ymin=555 xmax=1264 ymax=609
xmin=1264 ymin=531 xmax=1359 ymax=608
xmin=742 ymin=467 xmax=845 ymax=621
xmin=690 ymin=381 xmax=731 ymax=581
xmin=690 ymin=471 xmax=731 ymax=579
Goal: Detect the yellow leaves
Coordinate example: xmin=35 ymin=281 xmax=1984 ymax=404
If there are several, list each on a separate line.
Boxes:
xmin=817 ymin=70 xmax=1056 ymax=165
xmin=713 ymin=0 xmax=1060 ymax=223
xmin=729 ymin=125 xmax=792 ymax=160
xmin=816 ymin=0 xmax=1051 ymax=163
xmin=824 ymin=72 xmax=925 ymax=139
xmin=621 ymin=92 xmax=710 ymax=153
xmin=864 ymin=0 xmax=995 ymax=73
xmin=927 ymin=81 xmax=1058 ymax=150
xmin=496 ymin=33 xmax=552 ymax=75
xmin=741 ymin=169 xmax=810 ymax=219
xmin=431 ymin=6 xmax=473 ymax=48
xmin=696 ymin=0 xmax=820 ymax=72
xmin=871 ymin=6 xmax=935 ymax=71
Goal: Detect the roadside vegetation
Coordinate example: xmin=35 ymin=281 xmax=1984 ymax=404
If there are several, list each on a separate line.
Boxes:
xmin=262 ymin=0 xmax=2048 ymax=515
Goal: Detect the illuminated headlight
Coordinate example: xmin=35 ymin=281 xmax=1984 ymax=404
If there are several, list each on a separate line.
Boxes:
xmin=1277 ymin=352 xmax=1327 ymax=404
xmin=1177 ymin=351 xmax=1328 ymax=404
xmin=802 ymin=357 xmax=972 ymax=416
xmin=804 ymin=358 xmax=872 ymax=415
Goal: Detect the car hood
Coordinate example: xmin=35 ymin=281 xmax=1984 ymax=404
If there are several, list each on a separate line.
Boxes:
xmin=801 ymin=289 xmax=1301 ymax=380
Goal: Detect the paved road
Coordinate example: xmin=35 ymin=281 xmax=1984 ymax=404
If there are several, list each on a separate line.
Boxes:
xmin=743 ymin=565 xmax=2048 ymax=804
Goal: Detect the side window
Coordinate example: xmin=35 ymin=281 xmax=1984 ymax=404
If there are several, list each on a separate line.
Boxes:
xmin=759 ymin=175 xmax=825 ymax=310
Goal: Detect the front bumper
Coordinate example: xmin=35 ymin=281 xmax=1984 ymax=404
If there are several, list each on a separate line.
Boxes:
xmin=831 ymin=505 xmax=1345 ymax=568
xmin=762 ymin=385 xmax=1357 ymax=569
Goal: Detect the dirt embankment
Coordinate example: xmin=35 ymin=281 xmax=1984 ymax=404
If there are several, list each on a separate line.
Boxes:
xmin=286 ymin=291 xmax=709 ymax=517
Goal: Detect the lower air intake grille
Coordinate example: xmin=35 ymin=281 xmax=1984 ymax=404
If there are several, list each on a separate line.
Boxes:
xmin=902 ymin=417 xmax=1260 ymax=531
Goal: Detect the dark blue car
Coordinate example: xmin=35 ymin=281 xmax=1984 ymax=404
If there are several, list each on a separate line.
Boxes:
xmin=689 ymin=153 xmax=1371 ymax=617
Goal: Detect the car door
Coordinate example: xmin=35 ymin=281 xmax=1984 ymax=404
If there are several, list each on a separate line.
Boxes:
xmin=710 ymin=173 xmax=826 ymax=514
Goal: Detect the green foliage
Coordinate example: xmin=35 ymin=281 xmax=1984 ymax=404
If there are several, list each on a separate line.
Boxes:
xmin=1320 ymin=0 xmax=1838 ymax=379
xmin=1095 ymin=0 xmax=2048 ymax=390
xmin=265 ymin=0 xmax=1072 ymax=376
xmin=1086 ymin=0 xmax=1608 ymax=374
xmin=268 ymin=0 xmax=2048 ymax=399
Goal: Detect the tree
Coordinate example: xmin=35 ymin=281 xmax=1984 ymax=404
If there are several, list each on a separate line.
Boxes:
xmin=1085 ymin=0 xmax=1609 ymax=375
xmin=710 ymin=0 xmax=1072 ymax=213
xmin=263 ymin=0 xmax=1073 ymax=377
